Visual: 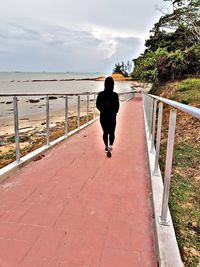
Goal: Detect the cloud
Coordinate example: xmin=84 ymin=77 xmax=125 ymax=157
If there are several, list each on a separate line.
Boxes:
xmin=0 ymin=20 xmax=144 ymax=72
xmin=0 ymin=0 xmax=171 ymax=71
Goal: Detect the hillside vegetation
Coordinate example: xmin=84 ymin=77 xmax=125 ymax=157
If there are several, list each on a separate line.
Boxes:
xmin=131 ymin=0 xmax=199 ymax=84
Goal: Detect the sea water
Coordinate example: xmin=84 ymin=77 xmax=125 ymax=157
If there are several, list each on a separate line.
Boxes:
xmin=0 ymin=72 xmax=133 ymax=119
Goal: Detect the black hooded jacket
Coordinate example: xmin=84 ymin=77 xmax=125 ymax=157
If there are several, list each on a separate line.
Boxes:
xmin=96 ymin=77 xmax=119 ymax=118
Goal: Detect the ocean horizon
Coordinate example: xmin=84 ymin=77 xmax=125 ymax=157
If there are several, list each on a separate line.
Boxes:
xmin=0 ymin=71 xmax=107 ymax=82
xmin=0 ymin=71 xmax=133 ymax=120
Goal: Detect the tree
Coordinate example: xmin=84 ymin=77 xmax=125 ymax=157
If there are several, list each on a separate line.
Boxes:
xmin=145 ymin=24 xmax=198 ymax=53
xmin=112 ymin=61 xmax=131 ymax=77
xmin=126 ymin=61 xmax=133 ymax=74
xmin=113 ymin=63 xmax=122 ymax=74
xmin=162 ymin=0 xmax=200 ymax=40
xmin=131 ymin=0 xmax=200 ymax=84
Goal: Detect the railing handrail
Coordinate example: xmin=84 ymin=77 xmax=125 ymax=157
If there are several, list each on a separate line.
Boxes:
xmin=142 ymin=93 xmax=185 ymax=266
xmin=1 ymin=91 xmax=135 ymax=165
xmin=0 ymin=91 xmax=136 ymax=97
xmin=142 ymin=93 xmax=200 ymax=226
xmin=147 ymin=93 xmax=200 ymax=120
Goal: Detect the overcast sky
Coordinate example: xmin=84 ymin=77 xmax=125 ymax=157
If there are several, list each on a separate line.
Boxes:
xmin=0 ymin=0 xmax=170 ymax=73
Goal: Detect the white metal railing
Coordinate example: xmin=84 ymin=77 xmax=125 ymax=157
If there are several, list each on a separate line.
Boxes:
xmin=142 ymin=93 xmax=200 ymax=226
xmin=0 ymin=91 xmax=135 ymax=165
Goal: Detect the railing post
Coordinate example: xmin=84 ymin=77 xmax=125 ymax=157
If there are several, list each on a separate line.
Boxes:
xmin=78 ymin=95 xmax=80 ymax=129
xmin=142 ymin=94 xmax=147 ymax=117
xmin=13 ymin=96 xmax=20 ymax=163
xmin=153 ymin=102 xmax=163 ymax=175
xmin=93 ymin=94 xmax=96 ymax=119
xmin=143 ymin=94 xmax=148 ymax=129
xmin=87 ymin=94 xmax=89 ymax=123
xmin=150 ymin=99 xmax=157 ymax=153
xmin=65 ymin=96 xmax=68 ymax=136
xmin=46 ymin=95 xmax=50 ymax=146
xmin=148 ymin=97 xmax=154 ymax=140
xmin=143 ymin=94 xmax=146 ymax=115
xmin=159 ymin=109 xmax=177 ymax=226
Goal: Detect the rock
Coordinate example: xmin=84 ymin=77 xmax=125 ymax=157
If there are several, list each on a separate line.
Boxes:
xmin=49 ymin=123 xmax=57 ymax=128
xmin=49 ymin=96 xmax=58 ymax=100
xmin=37 ymin=129 xmax=44 ymax=136
xmin=60 ymin=79 xmax=75 ymax=81
xmin=29 ymin=99 xmax=40 ymax=103
xmin=20 ymin=118 xmax=29 ymax=121
xmin=32 ymin=79 xmax=57 ymax=82
xmin=34 ymin=154 xmax=45 ymax=161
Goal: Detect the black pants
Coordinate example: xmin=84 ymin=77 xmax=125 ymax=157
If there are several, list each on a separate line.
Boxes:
xmin=100 ymin=115 xmax=116 ymax=147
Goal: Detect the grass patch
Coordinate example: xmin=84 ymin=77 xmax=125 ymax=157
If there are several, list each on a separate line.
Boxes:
xmin=7 ymin=134 xmax=32 ymax=143
xmin=160 ymin=142 xmax=200 ymax=266
xmin=170 ymin=78 xmax=200 ymax=104
xmin=173 ymin=142 xmax=200 ymax=168
xmin=177 ymin=79 xmax=200 ymax=92
xmin=0 ymin=150 xmax=16 ymax=160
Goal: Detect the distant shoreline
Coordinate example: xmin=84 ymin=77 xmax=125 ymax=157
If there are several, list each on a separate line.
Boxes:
xmin=10 ymin=76 xmax=106 ymax=83
xmin=8 ymin=75 xmax=134 ymax=83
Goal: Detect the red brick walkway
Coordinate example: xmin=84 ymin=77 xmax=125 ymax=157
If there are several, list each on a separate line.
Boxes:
xmin=0 ymin=94 xmax=157 ymax=267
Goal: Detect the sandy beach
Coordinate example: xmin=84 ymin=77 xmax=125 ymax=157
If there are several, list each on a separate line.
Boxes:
xmin=0 ymin=100 xmax=96 ymax=136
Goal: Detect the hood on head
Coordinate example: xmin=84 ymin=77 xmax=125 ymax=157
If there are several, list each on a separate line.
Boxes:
xmin=104 ymin=76 xmax=114 ymax=93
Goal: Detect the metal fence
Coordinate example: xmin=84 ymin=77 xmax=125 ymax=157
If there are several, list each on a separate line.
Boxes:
xmin=142 ymin=93 xmax=200 ymax=226
xmin=0 ymin=91 xmax=135 ymax=165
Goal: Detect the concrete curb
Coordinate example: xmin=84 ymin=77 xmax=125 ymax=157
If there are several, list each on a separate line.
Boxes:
xmin=0 ymin=118 xmax=99 ymax=183
xmin=142 ymin=102 xmax=183 ymax=267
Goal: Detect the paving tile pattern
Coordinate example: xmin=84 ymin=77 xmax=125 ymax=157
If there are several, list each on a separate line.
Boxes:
xmin=0 ymin=94 xmax=157 ymax=267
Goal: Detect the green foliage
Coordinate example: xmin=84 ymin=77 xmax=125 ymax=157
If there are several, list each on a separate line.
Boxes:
xmin=167 ymin=49 xmax=187 ymax=80
xmin=132 ymin=48 xmax=168 ymax=83
xmin=7 ymin=134 xmax=31 ymax=143
xmin=131 ymin=0 xmax=200 ymax=85
xmin=6 ymin=135 xmax=15 ymax=143
xmin=145 ymin=25 xmax=198 ymax=53
xmin=184 ymin=44 xmax=200 ymax=75
xmin=132 ymin=44 xmax=200 ymax=84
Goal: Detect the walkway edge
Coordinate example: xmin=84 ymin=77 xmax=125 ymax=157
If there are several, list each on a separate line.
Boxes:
xmin=0 ymin=118 xmax=99 ymax=183
xmin=142 ymin=101 xmax=183 ymax=267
